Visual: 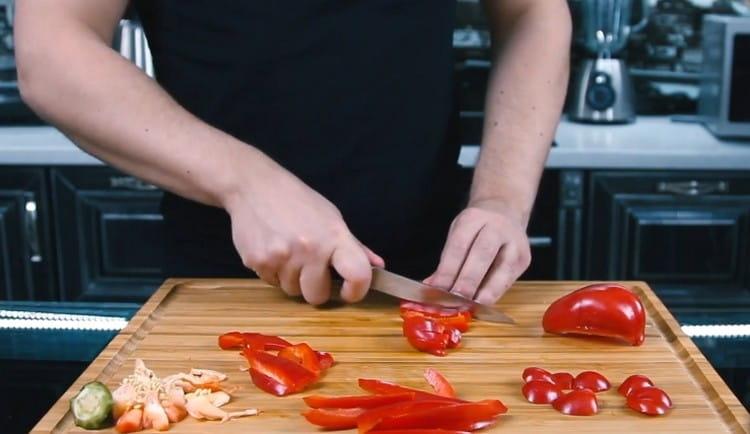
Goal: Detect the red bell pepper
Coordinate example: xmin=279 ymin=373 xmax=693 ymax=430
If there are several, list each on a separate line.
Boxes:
xmin=626 ymin=386 xmax=672 ymax=416
xmin=618 ymin=374 xmax=654 ymax=397
xmin=302 ymin=408 xmax=365 ymax=430
xmin=522 ymin=380 xmax=563 ymax=404
xmin=423 ymin=368 xmax=456 ymax=398
xmin=243 ymin=348 xmax=317 ymax=396
xmin=552 ymin=389 xmax=599 ymax=416
xmin=304 ymin=393 xmax=415 ymax=409
xmin=572 ymin=371 xmax=611 ymax=392
xmin=542 ymin=283 xmax=646 ymax=346
xmin=402 ymin=317 xmax=452 ymax=356
xmin=358 ymin=379 xmax=464 ymax=403
xmin=368 ymin=400 xmax=507 ymax=432
xmin=358 ymin=401 xmax=456 ymax=434
xmin=550 ymin=372 xmax=574 ymax=389
xmin=278 ymin=343 xmax=322 ymax=376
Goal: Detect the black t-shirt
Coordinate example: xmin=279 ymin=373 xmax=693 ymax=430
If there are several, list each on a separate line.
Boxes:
xmin=134 ymin=0 xmax=466 ymax=279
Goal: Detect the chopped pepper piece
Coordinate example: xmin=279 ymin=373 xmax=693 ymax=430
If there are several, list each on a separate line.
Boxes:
xmin=358 ymin=379 xmax=464 ymax=403
xmin=423 ymin=368 xmax=457 ymax=398
xmin=243 ymin=349 xmax=317 ymax=396
xmin=302 ymin=408 xmax=365 ymax=430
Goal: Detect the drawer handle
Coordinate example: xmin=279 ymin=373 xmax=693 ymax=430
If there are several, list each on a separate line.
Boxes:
xmin=656 ymin=180 xmax=728 ymax=196
xmin=109 ymin=176 xmax=158 ymax=191
xmin=529 ymin=236 xmax=553 ymax=248
xmin=24 ymin=199 xmax=42 ymax=263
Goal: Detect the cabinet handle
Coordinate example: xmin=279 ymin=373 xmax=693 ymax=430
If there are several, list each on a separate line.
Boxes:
xmin=656 ymin=180 xmax=728 ymax=196
xmin=24 ymin=200 xmax=42 ymax=263
xmin=529 ymin=236 xmax=553 ymax=248
xmin=109 ymin=176 xmax=158 ymax=191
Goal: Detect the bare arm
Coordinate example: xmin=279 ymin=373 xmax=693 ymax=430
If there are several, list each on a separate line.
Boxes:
xmin=427 ymin=0 xmax=571 ymax=303
xmin=16 ymin=0 xmax=381 ymax=303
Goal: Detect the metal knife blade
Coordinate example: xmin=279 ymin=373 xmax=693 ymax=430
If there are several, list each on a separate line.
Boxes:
xmin=370 ymin=267 xmax=515 ymax=324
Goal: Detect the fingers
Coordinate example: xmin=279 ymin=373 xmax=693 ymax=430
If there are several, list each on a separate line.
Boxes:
xmin=450 ymin=227 xmax=505 ymax=300
xmin=361 ymin=244 xmax=386 ymax=268
xmin=474 ymin=241 xmax=531 ymax=305
xmin=299 ymin=260 xmax=332 ymax=306
xmin=278 ymin=263 xmax=302 ymax=296
xmin=429 ymin=213 xmax=485 ymax=290
xmin=331 ymin=240 xmax=372 ymax=303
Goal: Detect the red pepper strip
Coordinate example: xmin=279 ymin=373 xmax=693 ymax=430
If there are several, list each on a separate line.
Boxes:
xmin=316 ymin=351 xmax=335 ymax=369
xmin=542 ymin=283 xmax=646 ymax=346
xmin=303 ymin=393 xmax=415 ymax=409
xmin=302 ymin=408 xmax=365 ymax=430
xmin=217 ymin=331 xmax=245 ymax=350
xmin=358 ymin=379 xmax=464 ymax=403
xmin=244 ymin=333 xmax=292 ymax=351
xmin=423 ymin=368 xmax=457 ymax=398
xmin=370 ymin=400 xmax=507 ymax=432
xmin=278 ymin=343 xmax=322 ymax=376
xmin=400 ymin=310 xmax=471 ymax=333
xmin=402 ymin=317 xmax=450 ymax=356
xmin=357 ymin=400 xmax=456 ymax=434
xmin=243 ymin=348 xmax=317 ymax=396
xmin=369 ymin=430 xmax=471 ymax=434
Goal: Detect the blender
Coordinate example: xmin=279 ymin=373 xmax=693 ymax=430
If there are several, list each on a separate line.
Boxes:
xmin=568 ymin=0 xmax=649 ymax=123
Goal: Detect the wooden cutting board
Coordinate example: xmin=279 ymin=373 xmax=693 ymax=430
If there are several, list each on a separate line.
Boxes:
xmin=33 ymin=279 xmax=750 ymax=433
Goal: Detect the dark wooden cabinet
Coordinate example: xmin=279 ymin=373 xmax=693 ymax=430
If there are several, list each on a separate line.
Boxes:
xmin=585 ymin=171 xmax=750 ymax=290
xmin=0 ymin=168 xmax=55 ymax=300
xmin=51 ymin=168 xmax=164 ymax=301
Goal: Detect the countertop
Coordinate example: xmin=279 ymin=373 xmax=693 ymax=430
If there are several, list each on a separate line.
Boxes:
xmin=1 ymin=116 xmax=749 ymax=169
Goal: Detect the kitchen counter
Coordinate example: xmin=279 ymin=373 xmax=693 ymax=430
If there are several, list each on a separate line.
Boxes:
xmin=1 ymin=116 xmax=749 ymax=169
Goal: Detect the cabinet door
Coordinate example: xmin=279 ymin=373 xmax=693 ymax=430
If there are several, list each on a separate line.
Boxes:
xmin=51 ymin=168 xmax=164 ymax=301
xmin=0 ymin=168 xmax=55 ymax=300
xmin=586 ymin=172 xmax=750 ymax=289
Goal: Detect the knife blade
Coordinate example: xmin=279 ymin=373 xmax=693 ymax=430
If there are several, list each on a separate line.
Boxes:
xmin=369 ymin=267 xmax=515 ymax=324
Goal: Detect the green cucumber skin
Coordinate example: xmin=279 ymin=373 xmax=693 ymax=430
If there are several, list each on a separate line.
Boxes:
xmin=70 ymin=381 xmax=114 ymax=430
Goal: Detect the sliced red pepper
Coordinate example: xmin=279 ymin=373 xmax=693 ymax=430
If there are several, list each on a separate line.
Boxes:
xmin=400 ymin=310 xmax=471 ymax=333
xmin=302 ymin=408 xmax=365 ymax=430
xmin=402 ymin=317 xmax=451 ymax=357
xmin=357 ymin=400 xmax=458 ymax=433
xmin=369 ymin=400 xmax=507 ymax=432
xmin=423 ymin=368 xmax=457 ymax=398
xmin=278 ymin=343 xmax=322 ymax=376
xmin=552 ymin=389 xmax=599 ymax=416
xmin=542 ymin=283 xmax=646 ymax=346
xmin=522 ymin=380 xmax=563 ymax=404
xmin=217 ymin=331 xmax=246 ymax=350
xmin=626 ymin=386 xmax=672 ymax=416
xmin=358 ymin=379 xmax=464 ymax=403
xmin=572 ymin=371 xmax=611 ymax=392
xmin=550 ymin=372 xmax=574 ymax=389
xmin=618 ymin=374 xmax=654 ymax=397
xmin=521 ymin=367 xmax=553 ymax=383
xmin=445 ymin=327 xmax=462 ymax=349
xmin=243 ymin=348 xmax=317 ymax=396
xmin=368 ymin=430 xmax=471 ymax=434
xmin=316 ymin=351 xmax=335 ymax=369
xmin=303 ymin=393 xmax=415 ymax=409
xmin=244 ymin=333 xmax=292 ymax=351
xmin=400 ymin=301 xmax=472 ymax=318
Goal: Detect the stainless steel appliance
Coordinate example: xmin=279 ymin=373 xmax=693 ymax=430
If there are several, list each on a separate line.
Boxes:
xmin=568 ymin=0 xmax=649 ymax=123
xmin=699 ymin=14 xmax=750 ymax=139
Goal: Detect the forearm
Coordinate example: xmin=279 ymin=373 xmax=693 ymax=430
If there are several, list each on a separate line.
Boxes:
xmin=472 ymin=0 xmax=571 ymax=225
xmin=16 ymin=14 xmax=271 ymax=208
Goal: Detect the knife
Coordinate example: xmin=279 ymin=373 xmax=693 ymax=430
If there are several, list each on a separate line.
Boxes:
xmin=369 ymin=267 xmax=515 ymax=325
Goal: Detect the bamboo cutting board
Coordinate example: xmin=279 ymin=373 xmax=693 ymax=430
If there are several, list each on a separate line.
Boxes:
xmin=33 ymin=280 xmax=750 ymax=433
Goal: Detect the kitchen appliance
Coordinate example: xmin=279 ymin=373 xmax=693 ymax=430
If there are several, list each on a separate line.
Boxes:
xmin=699 ymin=14 xmax=750 ymax=139
xmin=568 ymin=0 xmax=649 ymax=123
xmin=368 ymin=267 xmax=515 ymax=324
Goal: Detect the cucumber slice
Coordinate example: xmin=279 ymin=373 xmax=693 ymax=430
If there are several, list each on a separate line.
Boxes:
xmin=70 ymin=381 xmax=114 ymax=429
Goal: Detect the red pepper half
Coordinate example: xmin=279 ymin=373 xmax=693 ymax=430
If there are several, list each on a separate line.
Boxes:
xmin=243 ymin=348 xmax=317 ymax=396
xmin=302 ymin=408 xmax=365 ymax=430
xmin=358 ymin=379 xmax=464 ymax=403
xmin=522 ymin=380 xmax=563 ymax=404
xmin=551 ymin=372 xmax=574 ymax=389
xmin=369 ymin=400 xmax=507 ymax=432
xmin=423 ymin=368 xmax=457 ymax=398
xmin=304 ymin=393 xmax=415 ymax=409
xmin=572 ymin=371 xmax=611 ymax=392
xmin=542 ymin=283 xmax=646 ymax=346
xmin=402 ymin=317 xmax=452 ymax=357
xmin=521 ymin=367 xmax=553 ymax=384
xmin=618 ymin=374 xmax=654 ymax=397
xmin=626 ymin=386 xmax=672 ymax=416
xmin=552 ymin=389 xmax=599 ymax=416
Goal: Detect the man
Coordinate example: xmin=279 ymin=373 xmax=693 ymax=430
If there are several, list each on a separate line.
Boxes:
xmin=15 ymin=1 xmax=570 ymax=305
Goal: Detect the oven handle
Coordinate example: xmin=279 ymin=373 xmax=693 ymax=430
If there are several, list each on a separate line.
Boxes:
xmin=657 ymin=180 xmax=728 ymax=196
xmin=24 ymin=198 xmax=42 ymax=263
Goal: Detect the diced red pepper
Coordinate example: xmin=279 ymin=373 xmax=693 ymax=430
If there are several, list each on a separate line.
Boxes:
xmin=522 ymin=380 xmax=563 ymax=404
xmin=357 ymin=400 xmax=456 ymax=433
xmin=572 ymin=371 xmax=611 ymax=392
xmin=217 ymin=331 xmax=246 ymax=350
xmin=243 ymin=348 xmax=317 ymax=396
xmin=552 ymin=389 xmax=599 ymax=416
xmin=542 ymin=283 xmax=646 ymax=346
xmin=369 ymin=400 xmax=507 ymax=432
xmin=402 ymin=317 xmax=451 ymax=356
xmin=626 ymin=386 xmax=672 ymax=416
xmin=521 ymin=367 xmax=553 ymax=384
xmin=618 ymin=374 xmax=654 ymax=397
xmin=445 ymin=327 xmax=462 ymax=349
xmin=316 ymin=351 xmax=335 ymax=369
xmin=302 ymin=408 xmax=365 ymax=430
xmin=303 ymin=393 xmax=415 ymax=409
xmin=550 ymin=372 xmax=574 ymax=389
xmin=278 ymin=343 xmax=322 ymax=376
xmin=368 ymin=430 xmax=471 ymax=434
xmin=358 ymin=379 xmax=464 ymax=403
xmin=423 ymin=368 xmax=456 ymax=398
